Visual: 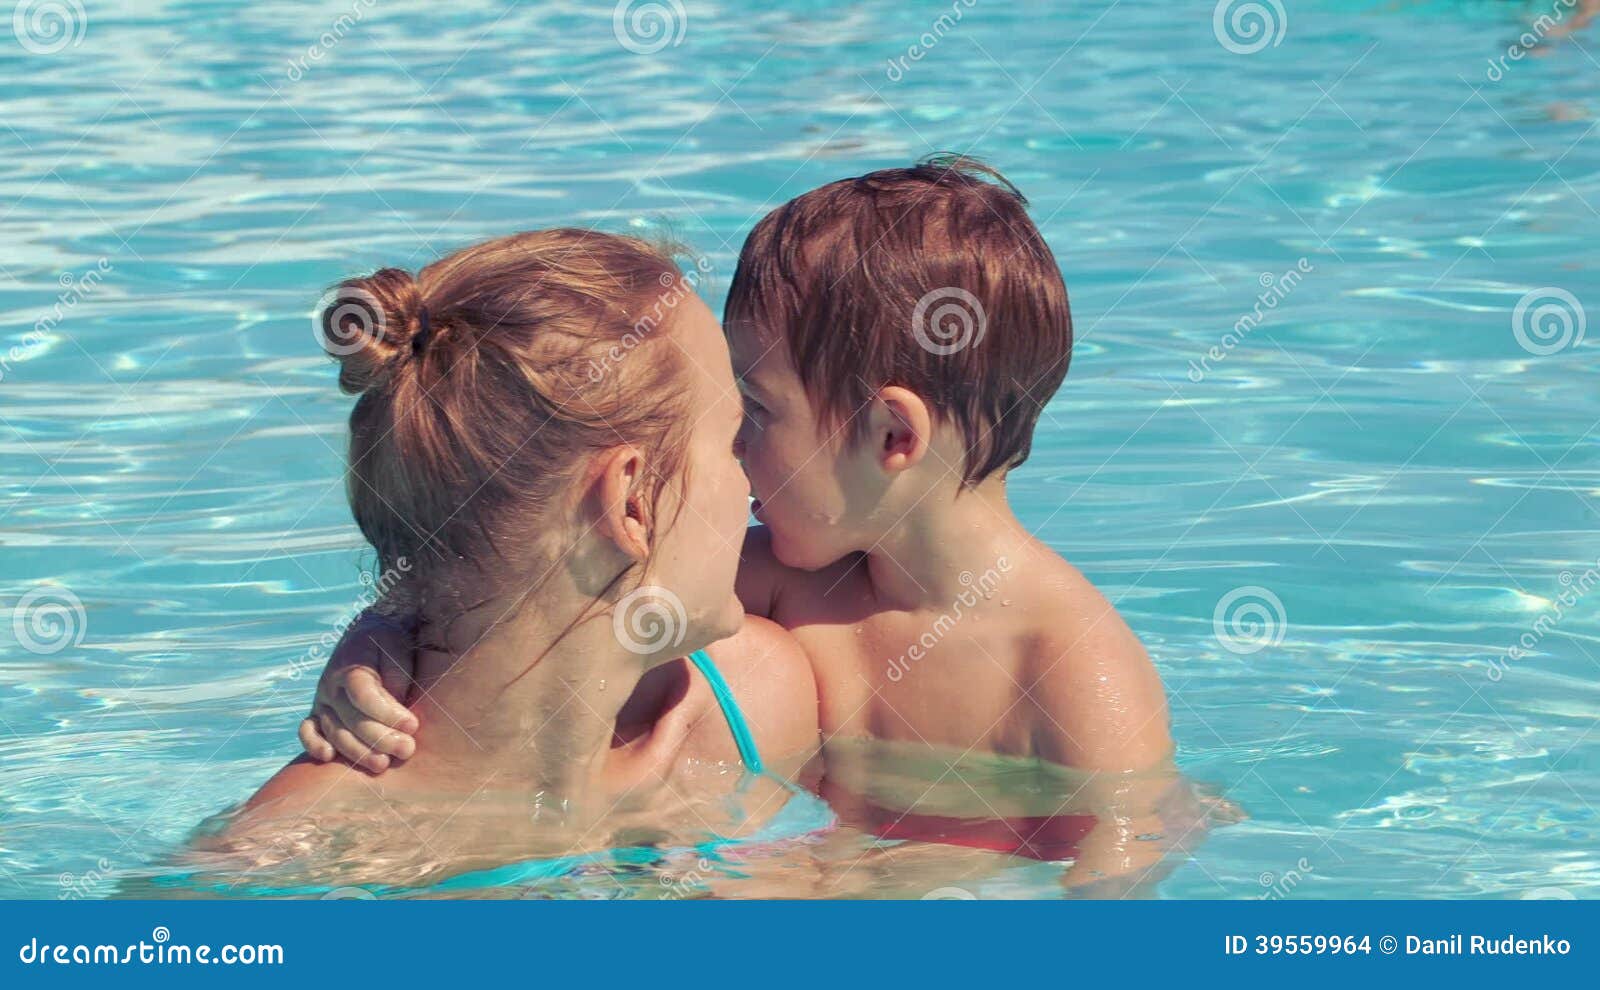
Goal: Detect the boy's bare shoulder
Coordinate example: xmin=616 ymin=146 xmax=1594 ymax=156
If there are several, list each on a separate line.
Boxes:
xmin=735 ymin=525 xmax=787 ymax=617
xmin=1013 ymin=548 xmax=1174 ymax=771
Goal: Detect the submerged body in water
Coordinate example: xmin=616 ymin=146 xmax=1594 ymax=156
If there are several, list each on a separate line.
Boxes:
xmin=128 ymin=737 xmax=1232 ymax=899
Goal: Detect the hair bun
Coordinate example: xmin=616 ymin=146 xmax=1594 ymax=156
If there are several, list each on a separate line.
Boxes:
xmin=317 ymin=267 xmax=424 ymax=394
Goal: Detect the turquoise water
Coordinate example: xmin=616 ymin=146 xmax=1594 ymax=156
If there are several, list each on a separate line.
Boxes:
xmin=2 ymin=0 xmax=1598 ymax=899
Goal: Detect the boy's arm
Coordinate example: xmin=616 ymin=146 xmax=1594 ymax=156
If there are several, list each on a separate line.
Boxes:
xmin=1027 ymin=614 xmax=1174 ymax=773
xmin=298 ymin=612 xmax=420 ymax=771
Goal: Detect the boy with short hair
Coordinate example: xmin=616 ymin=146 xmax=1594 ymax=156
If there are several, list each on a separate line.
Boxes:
xmin=303 ymin=156 xmax=1172 ymax=777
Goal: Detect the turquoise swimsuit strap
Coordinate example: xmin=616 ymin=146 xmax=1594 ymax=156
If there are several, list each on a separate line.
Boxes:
xmin=686 ymin=648 xmax=763 ymax=774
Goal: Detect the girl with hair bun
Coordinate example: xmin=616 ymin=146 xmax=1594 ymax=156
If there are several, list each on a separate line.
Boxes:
xmin=206 ymin=230 xmax=823 ymax=893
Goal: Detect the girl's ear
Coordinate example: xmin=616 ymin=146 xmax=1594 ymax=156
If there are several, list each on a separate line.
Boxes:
xmin=589 ymin=446 xmax=653 ymax=562
xmin=873 ymin=385 xmax=933 ymax=474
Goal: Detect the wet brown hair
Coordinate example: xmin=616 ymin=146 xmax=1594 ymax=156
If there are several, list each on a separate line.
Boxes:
xmin=318 ymin=229 xmax=694 ymax=584
xmin=725 ymin=154 xmax=1072 ymax=485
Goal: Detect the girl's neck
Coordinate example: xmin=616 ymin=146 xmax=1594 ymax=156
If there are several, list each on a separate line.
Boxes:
xmin=399 ymin=583 xmax=649 ymax=818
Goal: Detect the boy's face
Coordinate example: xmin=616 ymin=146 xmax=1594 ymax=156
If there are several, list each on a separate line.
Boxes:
xmin=729 ymin=322 xmax=882 ymax=571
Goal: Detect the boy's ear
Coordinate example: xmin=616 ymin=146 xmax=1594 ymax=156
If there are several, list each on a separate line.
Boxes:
xmin=873 ymin=386 xmax=932 ymax=474
xmin=589 ymin=445 xmax=653 ymax=562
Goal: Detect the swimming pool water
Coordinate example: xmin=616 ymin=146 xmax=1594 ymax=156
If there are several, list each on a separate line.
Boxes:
xmin=1 ymin=0 xmax=1597 ymax=899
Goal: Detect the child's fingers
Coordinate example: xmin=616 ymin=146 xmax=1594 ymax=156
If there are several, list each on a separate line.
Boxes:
xmin=298 ymin=718 xmax=336 ymax=762
xmin=342 ymin=666 xmax=419 ymax=734
xmin=332 ymin=685 xmax=414 ymax=759
xmin=317 ymin=712 xmax=391 ymax=773
xmin=336 ymin=706 xmax=416 ymax=761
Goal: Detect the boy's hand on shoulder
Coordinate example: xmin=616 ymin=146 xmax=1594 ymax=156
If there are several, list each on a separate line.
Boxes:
xmin=299 ymin=612 xmax=420 ymax=772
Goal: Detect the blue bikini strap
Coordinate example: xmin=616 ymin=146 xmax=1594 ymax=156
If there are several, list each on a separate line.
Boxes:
xmin=686 ymin=648 xmax=763 ymax=774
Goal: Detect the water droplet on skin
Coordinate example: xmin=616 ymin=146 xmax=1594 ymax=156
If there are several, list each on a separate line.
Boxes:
xmin=597 ymin=679 xmax=606 ymax=693
xmin=1001 ymin=599 xmax=1013 ymax=607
